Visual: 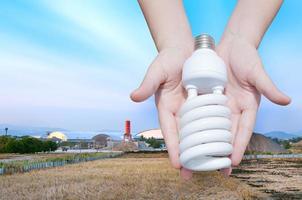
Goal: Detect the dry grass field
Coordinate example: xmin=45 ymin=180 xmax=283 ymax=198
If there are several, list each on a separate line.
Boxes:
xmin=0 ymin=152 xmax=258 ymax=200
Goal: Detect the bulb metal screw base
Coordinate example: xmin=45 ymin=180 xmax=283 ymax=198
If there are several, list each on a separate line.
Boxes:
xmin=195 ymin=34 xmax=215 ymax=50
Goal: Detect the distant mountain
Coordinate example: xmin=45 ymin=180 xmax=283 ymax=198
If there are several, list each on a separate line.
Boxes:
xmin=247 ymin=133 xmax=286 ymax=153
xmin=292 ymin=131 xmax=302 ymax=138
xmin=0 ymin=124 xmax=125 ymax=140
xmin=263 ymin=131 xmax=298 ymax=140
xmin=63 ymin=130 xmax=124 ymax=140
xmin=0 ymin=124 xmax=67 ymax=137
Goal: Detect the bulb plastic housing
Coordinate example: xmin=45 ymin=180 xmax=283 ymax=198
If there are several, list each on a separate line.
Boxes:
xmin=182 ymin=49 xmax=227 ymax=94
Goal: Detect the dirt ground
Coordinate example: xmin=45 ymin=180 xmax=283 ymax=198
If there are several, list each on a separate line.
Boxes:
xmin=232 ymin=158 xmax=302 ymax=199
xmin=0 ymin=152 xmax=256 ymax=200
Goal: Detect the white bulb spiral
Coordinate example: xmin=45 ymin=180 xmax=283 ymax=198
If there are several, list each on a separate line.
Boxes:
xmin=179 ymin=34 xmax=233 ymax=171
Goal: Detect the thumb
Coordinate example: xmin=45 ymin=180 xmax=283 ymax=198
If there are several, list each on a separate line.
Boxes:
xmin=130 ymin=56 xmax=166 ymax=102
xmin=250 ymin=60 xmax=291 ymax=106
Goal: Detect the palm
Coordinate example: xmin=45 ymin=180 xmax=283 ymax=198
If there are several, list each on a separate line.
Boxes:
xmin=225 ymin=63 xmax=260 ymax=155
xmin=217 ymin=40 xmax=260 ymax=165
xmin=217 ymin=37 xmax=289 ymax=165
xmin=155 ymin=82 xmax=185 ymax=129
xmin=155 ymin=49 xmax=187 ymax=125
xmin=131 ymin=47 xmax=192 ymax=169
xmin=217 ymin=38 xmax=261 ymax=165
xmin=154 ymin=48 xmax=190 ymax=168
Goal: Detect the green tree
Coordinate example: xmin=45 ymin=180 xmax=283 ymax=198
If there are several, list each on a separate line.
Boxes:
xmin=42 ymin=141 xmax=58 ymax=152
xmin=0 ymin=136 xmax=58 ymax=154
xmin=139 ymin=135 xmax=146 ymax=141
xmin=145 ymin=137 xmax=163 ymax=149
xmin=0 ymin=136 xmax=13 ymax=153
xmin=0 ymin=136 xmax=6 ymax=152
xmin=5 ymin=139 xmax=25 ymax=153
xmin=283 ymin=141 xmax=291 ymax=149
xmin=20 ymin=136 xmax=42 ymax=153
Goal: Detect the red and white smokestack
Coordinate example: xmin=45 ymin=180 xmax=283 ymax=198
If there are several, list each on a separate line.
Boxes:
xmin=123 ymin=120 xmax=132 ymax=142
xmin=125 ymin=120 xmax=131 ymax=135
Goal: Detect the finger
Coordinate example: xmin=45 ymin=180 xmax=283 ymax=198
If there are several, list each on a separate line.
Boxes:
xmin=231 ymin=109 xmax=257 ymax=166
xmin=249 ymin=59 xmax=291 ymax=106
xmin=220 ymin=167 xmax=232 ymax=177
xmin=130 ymin=56 xmax=166 ymax=102
xmin=219 ymin=114 xmax=239 ymax=176
xmin=180 ymin=167 xmax=193 ymax=180
xmin=230 ymin=113 xmax=240 ymax=145
xmin=226 ymin=94 xmax=240 ymax=144
xmin=177 ymin=107 xmax=193 ymax=180
xmin=158 ymin=109 xmax=181 ymax=169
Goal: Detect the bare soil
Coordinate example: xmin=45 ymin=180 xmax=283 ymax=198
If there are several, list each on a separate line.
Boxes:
xmin=232 ymin=158 xmax=302 ymax=200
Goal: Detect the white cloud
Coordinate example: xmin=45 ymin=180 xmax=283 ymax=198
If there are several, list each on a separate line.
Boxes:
xmin=40 ymin=0 xmax=155 ymax=64
xmin=0 ymin=35 xmax=142 ymax=111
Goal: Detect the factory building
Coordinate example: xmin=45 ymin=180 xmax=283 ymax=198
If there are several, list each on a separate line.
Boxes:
xmin=67 ymin=139 xmax=94 ymax=149
xmin=47 ymin=131 xmax=68 ymax=142
xmin=92 ymin=134 xmax=111 ymax=149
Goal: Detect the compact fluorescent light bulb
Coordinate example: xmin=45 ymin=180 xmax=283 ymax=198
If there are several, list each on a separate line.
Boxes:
xmin=179 ymin=34 xmax=233 ymax=171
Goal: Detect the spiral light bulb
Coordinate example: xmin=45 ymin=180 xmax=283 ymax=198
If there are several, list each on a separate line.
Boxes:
xmin=179 ymin=34 xmax=233 ymax=171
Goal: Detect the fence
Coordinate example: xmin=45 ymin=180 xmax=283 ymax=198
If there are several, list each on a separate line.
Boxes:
xmin=0 ymin=151 xmax=123 ymax=175
xmin=243 ymin=153 xmax=302 ymax=160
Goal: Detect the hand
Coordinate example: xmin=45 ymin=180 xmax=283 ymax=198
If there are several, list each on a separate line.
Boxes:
xmin=130 ymin=46 xmax=194 ymax=179
xmin=216 ymin=33 xmax=291 ymax=174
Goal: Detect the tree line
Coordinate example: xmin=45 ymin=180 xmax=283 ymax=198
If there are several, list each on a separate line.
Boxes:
xmin=139 ymin=136 xmax=164 ymax=149
xmin=0 ymin=135 xmax=57 ymax=154
xmin=270 ymin=137 xmax=302 ymax=149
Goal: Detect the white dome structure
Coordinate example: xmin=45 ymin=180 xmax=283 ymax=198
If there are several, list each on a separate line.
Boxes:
xmin=47 ymin=131 xmax=68 ymax=142
xmin=136 ymin=129 xmax=163 ymax=140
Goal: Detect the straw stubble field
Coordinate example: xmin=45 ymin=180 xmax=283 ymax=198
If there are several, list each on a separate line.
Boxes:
xmin=0 ymin=152 xmax=258 ymax=200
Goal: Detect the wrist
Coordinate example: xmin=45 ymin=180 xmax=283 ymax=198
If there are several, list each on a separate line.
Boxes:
xmin=220 ymin=28 xmax=258 ymax=49
xmin=159 ymin=37 xmax=194 ymax=57
xmin=218 ymin=28 xmax=259 ymax=57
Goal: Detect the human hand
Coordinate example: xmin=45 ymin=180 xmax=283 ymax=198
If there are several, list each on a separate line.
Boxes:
xmin=131 ymin=45 xmax=194 ymax=179
xmin=216 ymin=33 xmax=291 ymax=175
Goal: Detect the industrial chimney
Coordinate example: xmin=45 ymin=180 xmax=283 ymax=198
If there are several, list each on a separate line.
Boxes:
xmin=123 ymin=120 xmax=132 ymax=142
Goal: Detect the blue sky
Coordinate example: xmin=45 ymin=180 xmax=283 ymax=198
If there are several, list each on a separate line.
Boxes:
xmin=0 ymin=0 xmax=301 ymax=133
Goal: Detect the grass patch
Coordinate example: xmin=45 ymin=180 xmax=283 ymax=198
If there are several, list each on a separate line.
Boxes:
xmin=0 ymin=152 xmax=122 ymax=174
